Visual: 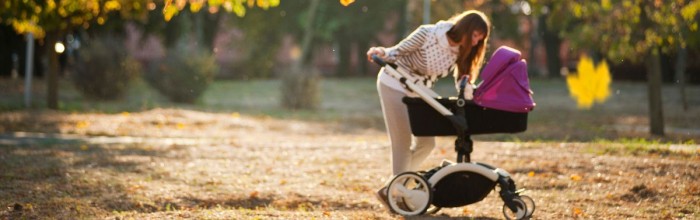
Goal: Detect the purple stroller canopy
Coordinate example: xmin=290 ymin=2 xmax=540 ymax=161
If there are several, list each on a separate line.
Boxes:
xmin=473 ymin=46 xmax=536 ymax=113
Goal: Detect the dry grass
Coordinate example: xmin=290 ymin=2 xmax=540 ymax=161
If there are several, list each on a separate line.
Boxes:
xmin=1 ymin=109 xmax=699 ymax=219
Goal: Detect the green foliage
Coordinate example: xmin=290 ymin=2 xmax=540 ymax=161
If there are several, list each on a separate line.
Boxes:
xmin=211 ymin=1 xmax=406 ymax=78
xmin=72 ymin=36 xmax=141 ymax=100
xmin=529 ymin=0 xmax=700 ymax=62
xmin=144 ymin=41 xmax=218 ymax=103
xmin=0 ymin=0 xmax=151 ymax=38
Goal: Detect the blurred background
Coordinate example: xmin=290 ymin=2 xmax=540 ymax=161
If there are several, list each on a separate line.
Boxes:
xmin=1 ymin=0 xmax=699 ymax=141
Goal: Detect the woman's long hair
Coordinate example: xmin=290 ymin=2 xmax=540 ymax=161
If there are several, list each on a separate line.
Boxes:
xmin=446 ymin=10 xmax=491 ymax=83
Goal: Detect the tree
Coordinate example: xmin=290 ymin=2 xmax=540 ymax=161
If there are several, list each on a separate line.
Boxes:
xmin=0 ymin=0 xmax=280 ymax=109
xmin=529 ymin=0 xmax=700 ymax=136
xmin=0 ymin=0 xmax=152 ymax=109
xmin=313 ymin=1 xmax=405 ymax=76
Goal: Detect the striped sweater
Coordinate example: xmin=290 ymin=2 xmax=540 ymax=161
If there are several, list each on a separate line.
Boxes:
xmin=379 ymin=21 xmax=459 ymax=90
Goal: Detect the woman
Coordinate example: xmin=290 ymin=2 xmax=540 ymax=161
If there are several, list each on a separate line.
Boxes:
xmin=366 ymin=10 xmax=491 ymax=210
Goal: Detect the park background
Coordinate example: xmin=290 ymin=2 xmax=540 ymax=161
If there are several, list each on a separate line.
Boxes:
xmin=1 ymin=0 xmax=699 ymax=219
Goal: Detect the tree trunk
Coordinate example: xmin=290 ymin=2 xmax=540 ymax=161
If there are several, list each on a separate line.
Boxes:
xmin=281 ymin=0 xmax=321 ymax=110
xmin=295 ymin=0 xmax=320 ymax=68
xmin=540 ymin=15 xmax=562 ymax=78
xmin=528 ymin=16 xmax=539 ymax=76
xmin=675 ymin=46 xmax=688 ymax=111
xmin=336 ymin=31 xmax=351 ymax=76
xmin=46 ymin=31 xmax=60 ymax=109
xmin=646 ymin=48 xmax=664 ymax=136
xmin=357 ymin=40 xmax=370 ymax=76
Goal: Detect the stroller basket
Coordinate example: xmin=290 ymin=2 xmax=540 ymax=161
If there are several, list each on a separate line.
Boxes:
xmin=403 ymin=97 xmax=528 ymax=136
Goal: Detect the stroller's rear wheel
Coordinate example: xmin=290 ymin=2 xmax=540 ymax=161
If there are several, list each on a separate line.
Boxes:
xmin=387 ymin=172 xmax=432 ymax=216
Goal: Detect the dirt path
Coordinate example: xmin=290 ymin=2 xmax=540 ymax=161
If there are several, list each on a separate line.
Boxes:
xmin=1 ymin=109 xmax=698 ymax=219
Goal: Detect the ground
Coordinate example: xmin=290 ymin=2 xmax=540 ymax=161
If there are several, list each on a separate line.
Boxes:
xmin=1 ymin=108 xmax=698 ymax=219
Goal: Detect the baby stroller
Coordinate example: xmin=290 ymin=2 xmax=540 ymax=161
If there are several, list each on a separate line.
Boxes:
xmin=372 ymin=46 xmax=536 ymax=219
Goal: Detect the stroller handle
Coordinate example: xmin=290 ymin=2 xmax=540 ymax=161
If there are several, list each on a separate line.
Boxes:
xmin=371 ymin=54 xmax=398 ymax=69
xmin=371 ymin=54 xmax=387 ymax=67
xmin=372 ymin=54 xmax=387 ymax=67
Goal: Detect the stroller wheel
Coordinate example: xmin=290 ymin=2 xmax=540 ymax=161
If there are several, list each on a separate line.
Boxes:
xmin=519 ymin=195 xmax=535 ymax=217
xmin=502 ymin=197 xmax=528 ymax=220
xmin=387 ymin=172 xmax=432 ymax=216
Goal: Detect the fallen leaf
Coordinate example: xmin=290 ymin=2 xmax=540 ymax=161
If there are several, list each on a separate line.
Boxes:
xmin=528 ymin=171 xmax=535 ymax=177
xmin=76 ymin=121 xmax=90 ymax=129
xmin=462 ymin=207 xmax=471 ymax=215
xmin=570 ymin=174 xmax=583 ymax=181
xmin=572 ymin=207 xmax=584 ymax=216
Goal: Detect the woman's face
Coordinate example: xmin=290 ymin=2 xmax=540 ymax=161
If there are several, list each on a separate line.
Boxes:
xmin=470 ymin=30 xmax=485 ymax=47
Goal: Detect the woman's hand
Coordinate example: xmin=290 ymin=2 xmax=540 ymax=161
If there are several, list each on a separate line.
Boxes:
xmin=366 ymin=47 xmax=385 ymax=62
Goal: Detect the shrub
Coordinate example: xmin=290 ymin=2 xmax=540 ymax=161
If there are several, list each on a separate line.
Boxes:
xmin=72 ymin=36 xmax=140 ymax=100
xmin=144 ymin=41 xmax=217 ymax=103
xmin=280 ymin=65 xmax=320 ymax=110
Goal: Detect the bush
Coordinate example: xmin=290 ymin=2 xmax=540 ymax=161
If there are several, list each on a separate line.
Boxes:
xmin=280 ymin=65 xmax=320 ymax=110
xmin=144 ymin=42 xmax=217 ymax=103
xmin=72 ymin=36 xmax=140 ymax=100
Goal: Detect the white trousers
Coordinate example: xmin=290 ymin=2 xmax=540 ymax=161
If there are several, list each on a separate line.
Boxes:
xmin=377 ymin=72 xmax=436 ymax=175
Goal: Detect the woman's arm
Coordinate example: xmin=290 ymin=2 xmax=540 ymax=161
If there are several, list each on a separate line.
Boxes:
xmin=367 ymin=26 xmax=430 ymax=63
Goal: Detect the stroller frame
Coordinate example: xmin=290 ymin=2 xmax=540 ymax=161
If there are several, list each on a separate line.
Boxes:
xmin=373 ymin=55 xmax=535 ymax=219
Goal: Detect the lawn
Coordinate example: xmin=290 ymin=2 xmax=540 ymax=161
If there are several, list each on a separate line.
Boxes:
xmin=0 ymin=77 xmax=699 ymax=219
xmin=2 ymin=77 xmax=698 ymax=142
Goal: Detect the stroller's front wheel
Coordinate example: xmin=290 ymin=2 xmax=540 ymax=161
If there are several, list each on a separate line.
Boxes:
xmin=387 ymin=172 xmax=433 ymax=216
xmin=502 ymin=197 xmax=529 ymax=220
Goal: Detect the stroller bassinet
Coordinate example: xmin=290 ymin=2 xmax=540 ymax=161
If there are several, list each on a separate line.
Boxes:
xmin=402 ymin=97 xmax=528 ymax=136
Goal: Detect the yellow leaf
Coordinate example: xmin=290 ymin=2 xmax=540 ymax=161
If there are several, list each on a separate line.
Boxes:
xmin=566 ymin=55 xmax=611 ymax=109
xmin=256 ymin=0 xmax=267 ymax=9
xmin=340 ymin=0 xmax=355 ymax=7
xmin=121 ymin=111 xmax=130 ymax=117
xmin=231 ymin=112 xmax=240 ymax=118
xmin=104 ymin=0 xmax=121 ymax=11
xmin=233 ymin=3 xmax=246 ymax=17
xmin=163 ymin=5 xmax=179 ymax=21
xmin=462 ymin=207 xmax=471 ymax=215
xmin=572 ymin=207 xmax=584 ymax=216
xmin=76 ymin=121 xmax=90 ymax=129
xmin=175 ymin=0 xmax=187 ymax=9
xmin=280 ymin=179 xmax=287 ymax=185
xmin=176 ymin=123 xmax=186 ymax=129
xmin=570 ymin=174 xmax=583 ymax=181
xmin=190 ymin=1 xmax=204 ymax=12
xmin=601 ymin=0 xmax=611 ymax=10
xmin=528 ymin=171 xmax=535 ymax=177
